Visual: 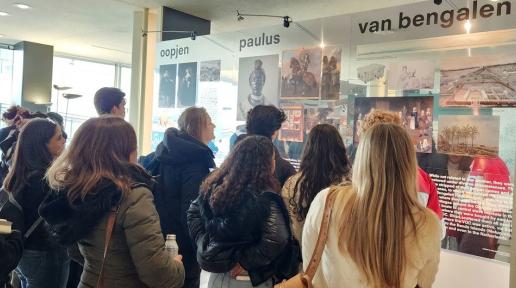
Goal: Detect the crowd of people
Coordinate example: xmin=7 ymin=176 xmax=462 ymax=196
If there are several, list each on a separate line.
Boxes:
xmin=0 ymin=87 xmax=443 ymax=288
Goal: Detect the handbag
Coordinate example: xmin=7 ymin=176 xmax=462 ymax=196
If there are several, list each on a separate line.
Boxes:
xmin=96 ymin=206 xmax=120 ymax=288
xmin=274 ymin=188 xmax=338 ymax=288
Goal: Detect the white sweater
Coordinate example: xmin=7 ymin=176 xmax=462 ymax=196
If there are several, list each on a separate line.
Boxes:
xmin=302 ymin=188 xmax=441 ymax=288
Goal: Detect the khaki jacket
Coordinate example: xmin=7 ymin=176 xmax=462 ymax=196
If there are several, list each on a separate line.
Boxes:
xmin=78 ymin=186 xmax=185 ymax=288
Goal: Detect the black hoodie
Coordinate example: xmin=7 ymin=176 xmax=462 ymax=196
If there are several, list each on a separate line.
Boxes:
xmin=154 ymin=127 xmax=215 ymax=283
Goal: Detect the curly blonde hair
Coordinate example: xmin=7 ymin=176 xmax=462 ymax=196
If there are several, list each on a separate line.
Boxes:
xmin=359 ymin=110 xmax=402 ymax=135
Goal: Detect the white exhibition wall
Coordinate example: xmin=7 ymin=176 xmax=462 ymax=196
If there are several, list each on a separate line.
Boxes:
xmin=154 ymin=1 xmax=516 ymax=286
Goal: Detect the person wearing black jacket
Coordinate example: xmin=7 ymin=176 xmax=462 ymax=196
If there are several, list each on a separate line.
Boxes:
xmin=0 ymin=230 xmax=23 ymax=288
xmin=3 ymin=118 xmax=67 ymax=288
xmin=154 ymin=107 xmax=216 ymax=288
xmin=237 ymin=105 xmax=296 ymax=186
xmin=187 ymin=136 xmax=299 ymax=287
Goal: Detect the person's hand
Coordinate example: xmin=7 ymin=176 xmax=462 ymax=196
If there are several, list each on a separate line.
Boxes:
xmin=230 ymin=263 xmax=244 ymax=278
xmin=173 ymin=254 xmax=183 ymax=263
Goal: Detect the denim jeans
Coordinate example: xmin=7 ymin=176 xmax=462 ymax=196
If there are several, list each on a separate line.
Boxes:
xmin=208 ymin=273 xmax=273 ymax=288
xmin=15 ymin=249 xmax=70 ymax=288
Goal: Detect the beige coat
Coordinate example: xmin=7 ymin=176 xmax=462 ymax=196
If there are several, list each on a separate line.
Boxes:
xmin=302 ymin=188 xmax=441 ymax=288
xmin=78 ymin=186 xmax=185 ymax=288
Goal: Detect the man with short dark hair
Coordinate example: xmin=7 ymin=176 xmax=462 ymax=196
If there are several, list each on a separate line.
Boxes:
xmin=239 ymin=105 xmax=296 ymax=186
xmin=93 ymin=87 xmax=126 ymax=118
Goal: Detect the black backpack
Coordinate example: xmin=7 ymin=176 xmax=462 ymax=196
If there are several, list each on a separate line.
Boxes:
xmin=0 ymin=188 xmax=45 ymax=240
xmin=139 ymin=152 xmax=160 ymax=177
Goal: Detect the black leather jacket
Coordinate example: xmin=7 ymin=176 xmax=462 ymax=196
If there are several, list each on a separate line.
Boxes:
xmin=187 ymin=189 xmax=299 ymax=286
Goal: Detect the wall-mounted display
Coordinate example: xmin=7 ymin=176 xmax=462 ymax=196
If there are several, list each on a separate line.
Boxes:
xmin=440 ymin=54 xmax=516 ymax=107
xmin=279 ymin=103 xmax=304 ymax=142
xmin=357 ymin=63 xmax=385 ymax=84
xmin=321 ymin=47 xmax=342 ymax=100
xmin=437 ymin=115 xmax=500 ymax=157
xmin=341 ymin=81 xmax=367 ymax=97
xmin=430 ymin=156 xmax=512 ymax=262
xmin=200 ymin=60 xmax=221 ymax=82
xmin=158 ymin=64 xmax=177 ymax=108
xmin=494 ymin=108 xmax=516 ymax=178
xmin=305 ymin=106 xmax=337 ymax=133
xmin=177 ymin=62 xmax=198 ymax=108
xmin=281 ymin=47 xmax=321 ymax=99
xmin=237 ymin=55 xmax=279 ymax=120
xmin=354 ymin=96 xmax=433 ymax=153
xmin=387 ymin=60 xmax=435 ymax=90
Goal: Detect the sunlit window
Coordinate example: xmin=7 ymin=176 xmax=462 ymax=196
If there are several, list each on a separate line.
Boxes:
xmin=51 ymin=56 xmax=130 ymax=138
xmin=0 ymin=48 xmax=14 ymax=105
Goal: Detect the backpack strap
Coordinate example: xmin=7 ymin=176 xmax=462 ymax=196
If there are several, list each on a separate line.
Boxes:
xmin=1 ymin=188 xmax=50 ymax=240
xmin=24 ymin=217 xmax=44 ymax=239
xmin=6 ymin=190 xmax=22 ymax=212
xmin=0 ymin=192 xmax=8 ymax=211
xmin=97 ymin=206 xmax=120 ymax=288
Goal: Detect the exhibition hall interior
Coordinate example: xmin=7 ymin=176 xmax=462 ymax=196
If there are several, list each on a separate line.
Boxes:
xmin=0 ymin=0 xmax=515 ymax=287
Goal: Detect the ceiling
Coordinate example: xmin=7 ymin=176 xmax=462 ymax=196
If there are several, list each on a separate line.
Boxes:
xmin=0 ymin=0 xmax=426 ymax=64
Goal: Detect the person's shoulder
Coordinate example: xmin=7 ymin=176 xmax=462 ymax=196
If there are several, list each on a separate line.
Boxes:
xmin=125 ymin=185 xmax=154 ymax=205
xmin=308 ymin=187 xmax=332 ymax=215
xmin=281 ymin=173 xmax=301 ymax=196
xmin=417 ymin=166 xmax=432 ymax=182
xmin=417 ymin=208 xmax=441 ymax=237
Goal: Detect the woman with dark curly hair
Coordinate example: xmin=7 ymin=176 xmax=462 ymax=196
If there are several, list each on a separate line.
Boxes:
xmin=187 ymin=135 xmax=300 ymax=287
xmin=281 ymin=124 xmax=351 ymax=243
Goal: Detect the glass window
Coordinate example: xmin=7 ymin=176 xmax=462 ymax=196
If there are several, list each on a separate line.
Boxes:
xmin=0 ymin=48 xmax=14 ymax=105
xmin=51 ymin=57 xmax=117 ymax=138
xmin=120 ymin=66 xmax=131 ymax=120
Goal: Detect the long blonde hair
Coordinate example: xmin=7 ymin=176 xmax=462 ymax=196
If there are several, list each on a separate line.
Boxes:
xmin=337 ymin=123 xmax=425 ymax=288
xmin=46 ymin=116 xmax=137 ymax=203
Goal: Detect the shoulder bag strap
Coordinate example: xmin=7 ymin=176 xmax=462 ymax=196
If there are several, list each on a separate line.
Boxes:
xmin=304 ymin=187 xmax=338 ymax=279
xmin=24 ymin=217 xmax=44 ymax=239
xmin=23 ymin=189 xmax=53 ymax=240
xmin=0 ymin=189 xmax=39 ymax=240
xmin=96 ymin=206 xmax=120 ymax=288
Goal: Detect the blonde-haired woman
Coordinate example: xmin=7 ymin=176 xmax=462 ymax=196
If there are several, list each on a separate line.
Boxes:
xmin=302 ymin=123 xmax=440 ymax=288
xmin=39 ymin=116 xmax=185 ymax=288
xmin=153 ymin=107 xmax=216 ymax=288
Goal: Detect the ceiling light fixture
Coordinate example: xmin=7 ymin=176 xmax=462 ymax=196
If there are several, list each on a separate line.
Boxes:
xmin=0 ymin=11 xmax=9 ymax=16
xmin=236 ymin=10 xmax=292 ymax=28
xmin=14 ymin=3 xmax=31 ymax=9
xmin=464 ymin=20 xmax=472 ymax=34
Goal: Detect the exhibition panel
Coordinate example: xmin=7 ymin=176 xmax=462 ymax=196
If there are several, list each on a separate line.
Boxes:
xmin=152 ymin=1 xmax=515 ymax=286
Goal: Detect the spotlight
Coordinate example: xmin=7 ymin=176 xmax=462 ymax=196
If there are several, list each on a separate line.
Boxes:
xmin=283 ymin=16 xmax=291 ymax=28
xmin=237 ymin=10 xmax=244 ymax=21
xmin=433 ymin=0 xmax=443 ymax=4
xmin=236 ymin=10 xmax=292 ymax=28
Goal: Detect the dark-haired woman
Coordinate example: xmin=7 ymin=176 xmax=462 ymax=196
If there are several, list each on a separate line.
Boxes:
xmin=281 ymin=124 xmax=351 ymax=242
xmin=188 ymin=136 xmax=299 ymax=287
xmin=3 ymin=118 xmax=67 ymax=288
xmin=39 ymin=116 xmax=184 ymax=288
